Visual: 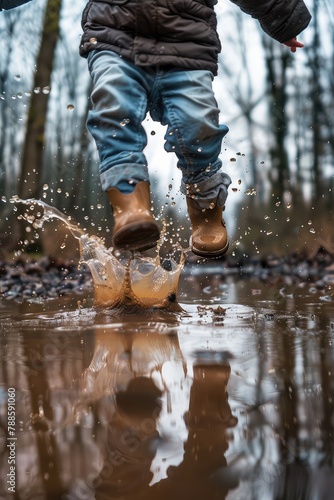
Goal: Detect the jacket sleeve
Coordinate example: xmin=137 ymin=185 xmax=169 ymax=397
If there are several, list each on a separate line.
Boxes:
xmin=229 ymin=0 xmax=312 ymax=43
xmin=0 ymin=0 xmax=33 ymax=10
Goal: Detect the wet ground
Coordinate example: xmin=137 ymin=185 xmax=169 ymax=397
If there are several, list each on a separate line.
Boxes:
xmin=1 ymin=244 xmax=334 ymax=302
xmin=1 ymin=262 xmax=334 ymax=499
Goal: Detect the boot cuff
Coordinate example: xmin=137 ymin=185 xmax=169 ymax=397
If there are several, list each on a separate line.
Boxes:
xmin=180 ymin=171 xmax=231 ymax=209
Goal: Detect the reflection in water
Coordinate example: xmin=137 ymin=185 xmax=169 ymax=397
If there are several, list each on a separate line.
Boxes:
xmin=80 ymin=330 xmax=238 ymax=500
xmin=270 ymin=315 xmax=334 ymax=499
xmin=1 ymin=278 xmax=334 ymax=499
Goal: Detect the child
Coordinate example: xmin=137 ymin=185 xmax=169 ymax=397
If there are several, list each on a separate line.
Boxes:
xmin=80 ymin=0 xmax=311 ymax=257
xmin=4 ymin=1 xmax=311 ymax=257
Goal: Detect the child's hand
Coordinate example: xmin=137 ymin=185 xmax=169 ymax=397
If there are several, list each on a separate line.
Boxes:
xmin=282 ymin=37 xmax=304 ymax=53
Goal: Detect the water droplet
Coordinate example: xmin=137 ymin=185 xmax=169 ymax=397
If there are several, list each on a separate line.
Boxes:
xmin=89 ymin=37 xmax=98 ymax=44
xmin=245 ymin=188 xmax=256 ymax=196
xmin=230 ymin=157 xmax=236 ymax=162
xmin=14 ymin=75 xmax=21 ymax=81
xmin=43 ymin=184 xmax=49 ymax=190
xmin=34 ymin=87 xmax=41 ymax=94
xmin=120 ymin=118 xmax=130 ymax=127
xmin=309 ymin=228 xmax=316 ymax=234
xmin=67 ymin=104 xmax=74 ymax=111
xmin=42 ymin=86 xmax=50 ymax=95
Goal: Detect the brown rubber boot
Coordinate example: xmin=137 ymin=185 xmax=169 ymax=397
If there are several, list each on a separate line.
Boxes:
xmin=107 ymin=181 xmax=160 ymax=251
xmin=186 ymin=197 xmax=229 ymax=258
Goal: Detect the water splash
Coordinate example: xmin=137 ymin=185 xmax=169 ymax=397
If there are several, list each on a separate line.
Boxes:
xmin=10 ymin=196 xmax=184 ymax=310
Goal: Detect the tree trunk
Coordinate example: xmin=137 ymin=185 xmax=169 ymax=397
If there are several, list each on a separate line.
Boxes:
xmin=18 ymin=0 xmax=62 ymax=201
xmin=261 ymin=37 xmax=291 ymax=204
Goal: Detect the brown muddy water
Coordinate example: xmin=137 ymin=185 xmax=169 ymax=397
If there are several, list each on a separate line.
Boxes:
xmin=1 ymin=199 xmax=334 ymax=499
xmin=1 ymin=270 xmax=334 ymax=500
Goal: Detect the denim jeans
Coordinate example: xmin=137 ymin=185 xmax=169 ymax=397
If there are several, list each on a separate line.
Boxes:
xmin=87 ymin=50 xmax=231 ymax=207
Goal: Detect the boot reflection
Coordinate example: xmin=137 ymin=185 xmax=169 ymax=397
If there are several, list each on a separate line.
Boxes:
xmin=95 ymin=376 xmax=163 ymax=499
xmin=154 ymin=353 xmax=239 ymax=499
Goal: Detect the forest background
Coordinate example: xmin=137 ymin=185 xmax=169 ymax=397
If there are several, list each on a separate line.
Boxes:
xmin=0 ymin=0 xmax=333 ymax=260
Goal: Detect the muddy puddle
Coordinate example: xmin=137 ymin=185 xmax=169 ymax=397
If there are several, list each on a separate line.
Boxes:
xmin=1 ymin=269 xmax=334 ymax=500
xmin=1 ymin=198 xmax=334 ymax=499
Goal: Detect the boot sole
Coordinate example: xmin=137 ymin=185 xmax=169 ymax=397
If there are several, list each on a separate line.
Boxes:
xmin=190 ymin=238 xmax=229 ymax=259
xmin=113 ymin=221 xmax=160 ymax=252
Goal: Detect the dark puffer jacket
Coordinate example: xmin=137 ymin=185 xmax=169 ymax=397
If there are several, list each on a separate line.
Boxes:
xmin=80 ymin=0 xmax=311 ymax=75
xmin=0 ymin=0 xmax=32 ymax=10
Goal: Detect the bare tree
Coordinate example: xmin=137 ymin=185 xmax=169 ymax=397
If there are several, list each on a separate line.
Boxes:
xmin=260 ymin=35 xmax=292 ymax=204
xmin=18 ymin=0 xmax=63 ymax=201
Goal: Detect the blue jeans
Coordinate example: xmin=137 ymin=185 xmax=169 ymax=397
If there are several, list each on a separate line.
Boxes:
xmin=87 ymin=50 xmax=231 ymax=206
